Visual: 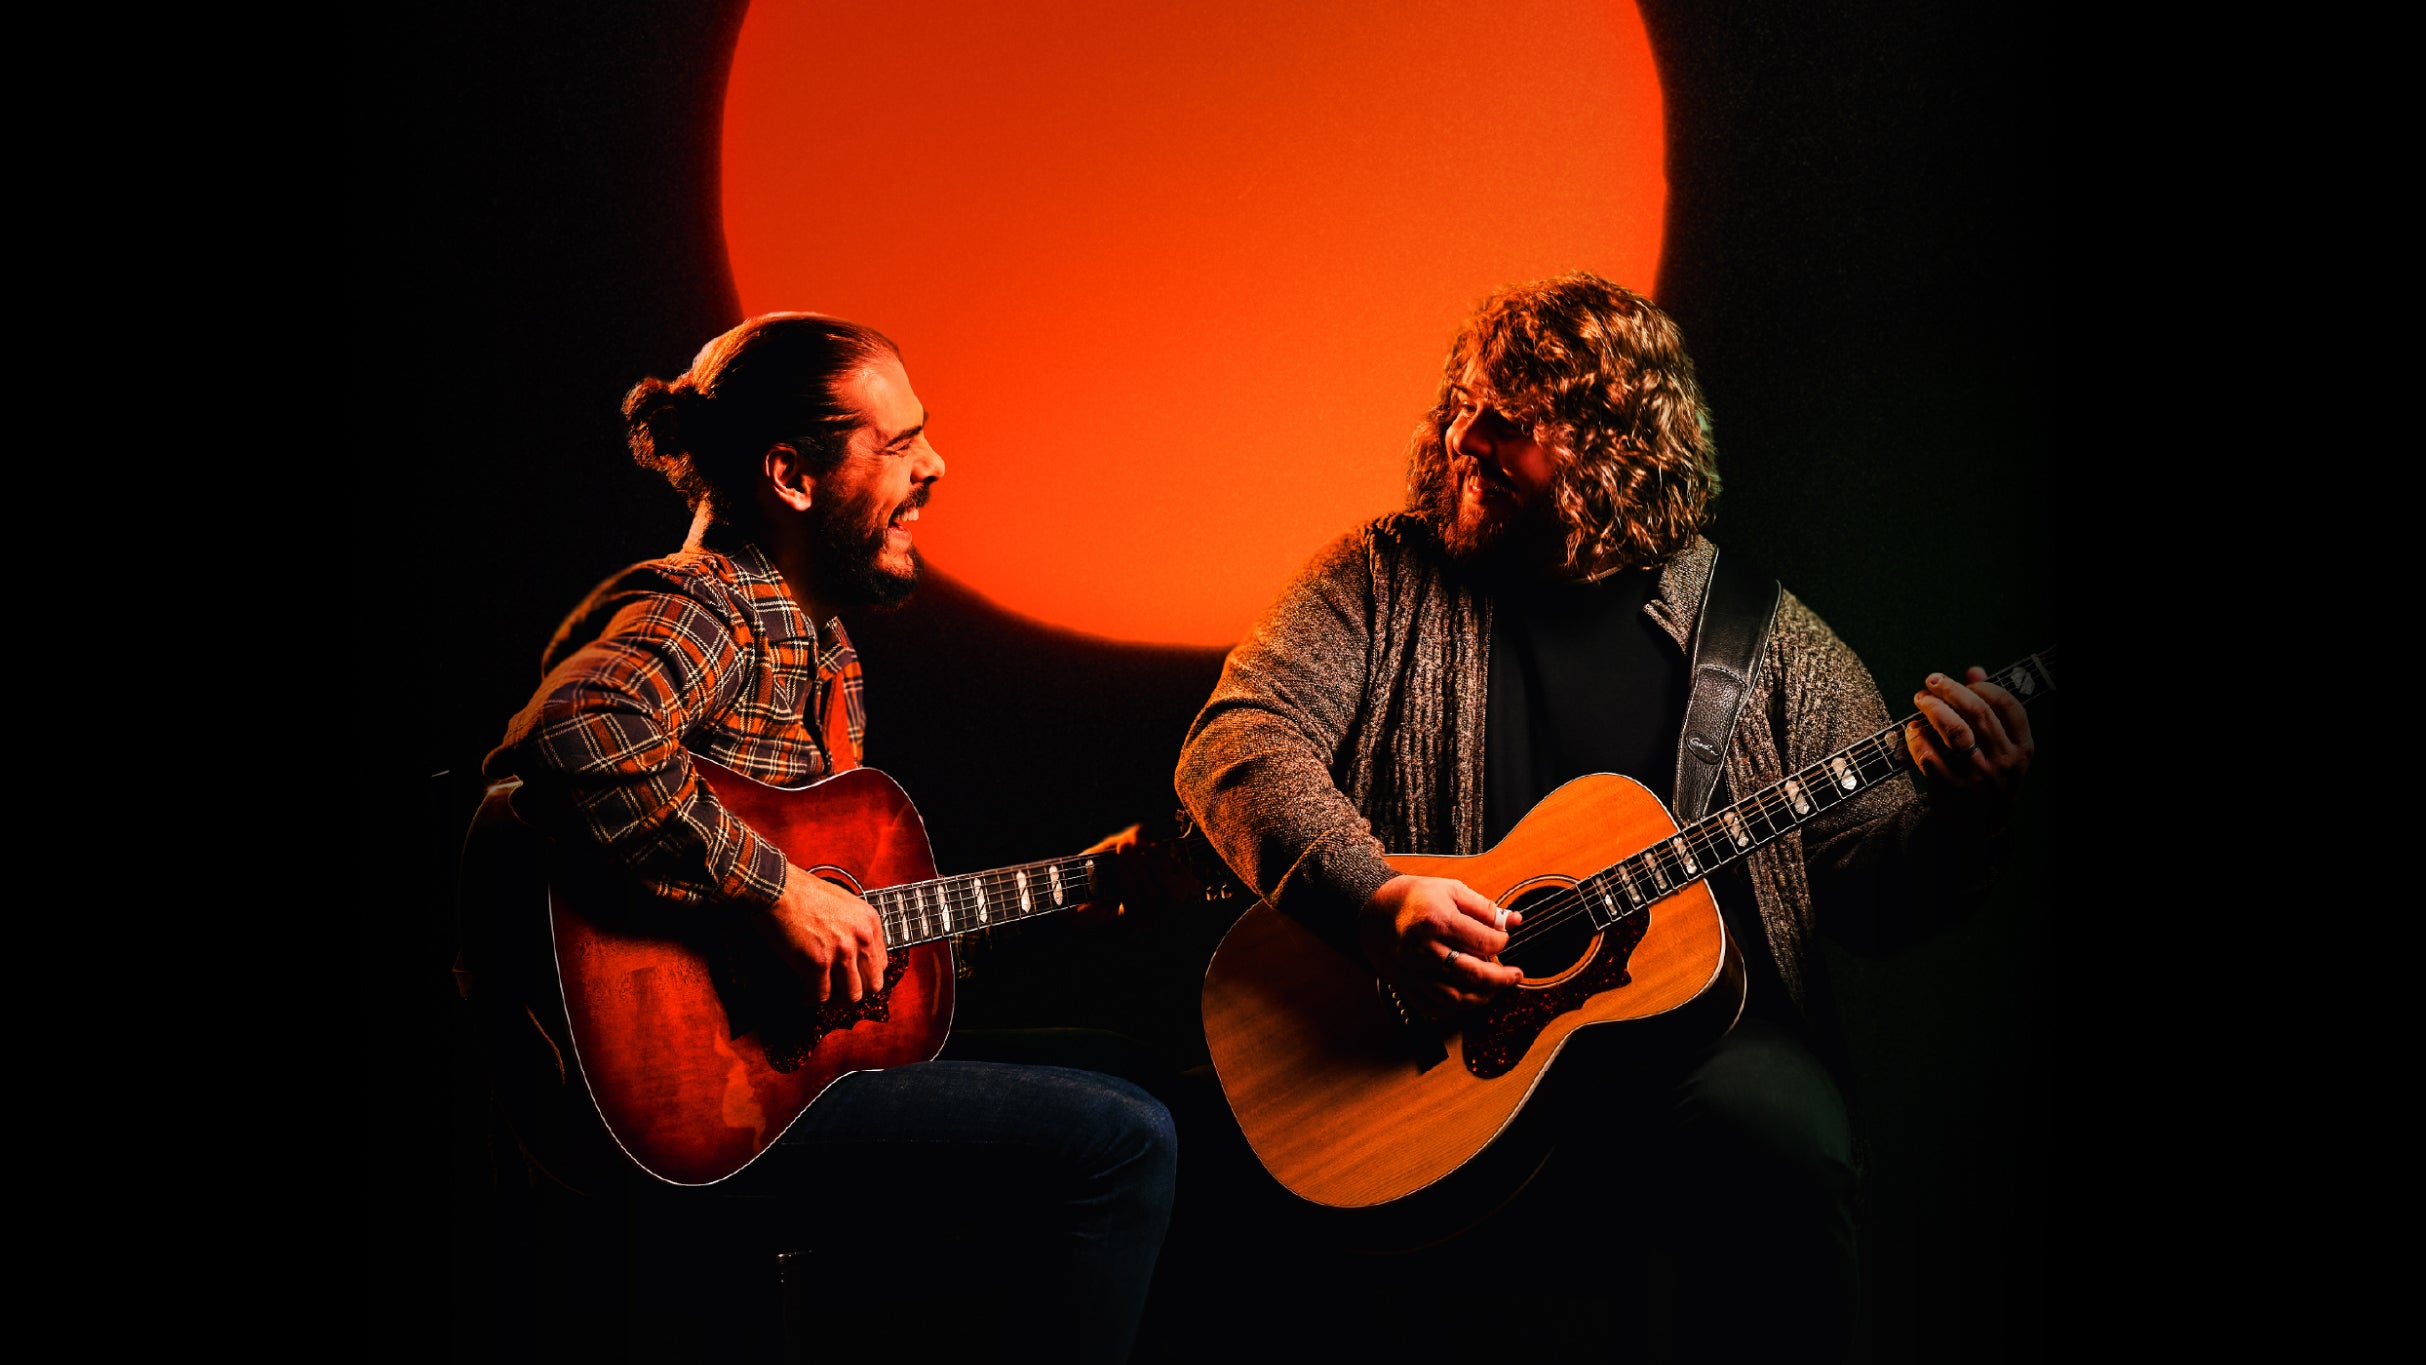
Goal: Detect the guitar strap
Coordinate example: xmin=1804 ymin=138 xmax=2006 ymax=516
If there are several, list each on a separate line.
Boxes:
xmin=1671 ymin=547 xmax=1782 ymax=822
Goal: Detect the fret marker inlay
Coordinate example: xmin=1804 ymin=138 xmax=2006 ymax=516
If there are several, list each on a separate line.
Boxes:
xmin=1538 ymin=647 xmax=2048 ymax=965
xmin=1016 ymin=869 xmax=1030 ymax=912
xmin=1048 ymin=865 xmax=1064 ymax=906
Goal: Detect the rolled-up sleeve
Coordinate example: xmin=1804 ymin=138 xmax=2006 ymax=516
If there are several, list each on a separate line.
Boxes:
xmin=490 ymin=579 xmax=790 ymax=912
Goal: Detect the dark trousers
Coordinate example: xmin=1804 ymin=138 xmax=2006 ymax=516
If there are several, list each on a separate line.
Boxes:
xmin=1142 ymin=1017 xmax=1855 ymax=1362
xmin=1531 ymin=1015 xmax=1861 ymax=1360
xmin=721 ymin=1056 xmax=1178 ymax=1363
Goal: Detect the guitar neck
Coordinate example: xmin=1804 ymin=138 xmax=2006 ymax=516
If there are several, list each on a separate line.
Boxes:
xmin=866 ymin=853 xmax=1104 ymax=949
xmin=1567 ymin=648 xmax=2058 ymax=924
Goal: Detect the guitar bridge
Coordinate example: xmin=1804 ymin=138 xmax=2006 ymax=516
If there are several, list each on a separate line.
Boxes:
xmin=1378 ymin=980 xmax=1449 ymax=1072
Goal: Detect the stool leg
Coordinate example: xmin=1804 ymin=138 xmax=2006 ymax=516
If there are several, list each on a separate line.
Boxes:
xmin=776 ymin=1250 xmax=813 ymax=1364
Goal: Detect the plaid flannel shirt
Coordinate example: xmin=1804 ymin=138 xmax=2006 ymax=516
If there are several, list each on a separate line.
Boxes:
xmin=486 ymin=541 xmax=866 ymax=912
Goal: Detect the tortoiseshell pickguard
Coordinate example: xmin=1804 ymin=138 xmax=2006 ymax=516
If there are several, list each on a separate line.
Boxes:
xmin=758 ymin=955 xmax=913 ymax=1073
xmin=1461 ymin=911 xmax=1649 ymax=1079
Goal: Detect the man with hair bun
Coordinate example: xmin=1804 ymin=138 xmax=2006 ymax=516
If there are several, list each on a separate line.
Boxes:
xmin=485 ymin=313 xmax=1174 ymax=1361
xmin=1175 ymin=274 xmax=2033 ymax=1356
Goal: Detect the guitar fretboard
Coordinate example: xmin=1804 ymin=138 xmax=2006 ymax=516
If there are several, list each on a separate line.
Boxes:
xmin=1533 ymin=648 xmax=2057 ymax=942
xmin=865 ymin=855 xmax=1103 ymax=949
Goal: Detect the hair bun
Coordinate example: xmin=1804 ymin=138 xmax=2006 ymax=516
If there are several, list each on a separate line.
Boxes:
xmin=623 ymin=375 xmax=697 ymax=474
xmin=618 ymin=314 xmax=899 ymax=524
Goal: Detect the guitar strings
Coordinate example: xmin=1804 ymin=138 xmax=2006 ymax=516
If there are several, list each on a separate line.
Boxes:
xmin=1491 ymin=651 xmax=2051 ymax=951
xmin=864 ymin=653 xmax=2052 ymax=957
xmin=878 ymin=871 xmax=1095 ymax=942
xmin=861 ymin=706 xmax=1902 ymax=954
xmin=872 ymin=858 xmax=1102 ymax=946
xmin=1499 ymin=739 xmax=1907 ymax=949
xmin=1493 ymin=715 xmax=1924 ymax=953
xmin=856 ymin=717 xmax=1898 ymax=953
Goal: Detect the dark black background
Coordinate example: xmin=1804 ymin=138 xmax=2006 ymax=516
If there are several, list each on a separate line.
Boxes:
xmin=354 ymin=2 xmax=2060 ymax=1357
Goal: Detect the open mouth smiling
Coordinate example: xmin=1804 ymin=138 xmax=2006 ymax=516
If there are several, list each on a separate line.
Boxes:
xmin=885 ymin=489 xmax=930 ymax=549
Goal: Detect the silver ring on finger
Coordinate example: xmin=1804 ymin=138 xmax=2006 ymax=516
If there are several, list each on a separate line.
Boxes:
xmin=1444 ymin=948 xmax=1462 ymax=970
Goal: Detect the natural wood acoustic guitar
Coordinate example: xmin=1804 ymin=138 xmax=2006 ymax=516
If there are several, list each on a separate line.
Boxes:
xmin=1199 ymin=648 xmax=2056 ymax=1226
xmin=463 ymin=755 xmax=1125 ymax=1187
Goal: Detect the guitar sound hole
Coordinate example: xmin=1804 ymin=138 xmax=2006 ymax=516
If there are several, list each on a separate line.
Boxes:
xmin=1497 ymin=880 xmax=1596 ymax=982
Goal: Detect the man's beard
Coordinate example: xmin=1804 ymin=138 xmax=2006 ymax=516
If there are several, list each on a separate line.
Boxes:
xmin=806 ymin=488 xmax=922 ymax=610
xmin=1436 ymin=465 xmax=1563 ymax=576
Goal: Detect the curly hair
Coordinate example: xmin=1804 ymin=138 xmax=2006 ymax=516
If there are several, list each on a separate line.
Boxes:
xmin=621 ymin=313 xmax=900 ymax=530
xmin=1407 ymin=273 xmax=1719 ymax=573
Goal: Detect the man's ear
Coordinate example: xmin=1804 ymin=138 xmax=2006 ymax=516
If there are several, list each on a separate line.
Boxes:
xmin=764 ymin=443 xmax=816 ymax=513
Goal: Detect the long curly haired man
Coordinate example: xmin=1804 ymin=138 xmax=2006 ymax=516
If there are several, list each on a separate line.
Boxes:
xmin=1177 ymin=270 xmax=2034 ymax=1361
xmin=1408 ymin=272 xmax=1722 ymax=573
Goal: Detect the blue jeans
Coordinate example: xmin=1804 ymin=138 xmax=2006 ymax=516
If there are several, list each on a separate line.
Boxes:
xmin=721 ymin=1057 xmax=1177 ymax=1362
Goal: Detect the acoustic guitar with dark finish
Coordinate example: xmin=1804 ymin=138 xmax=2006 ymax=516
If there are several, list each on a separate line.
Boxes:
xmin=1200 ymin=648 xmax=2056 ymax=1226
xmin=468 ymin=755 xmax=1118 ymax=1187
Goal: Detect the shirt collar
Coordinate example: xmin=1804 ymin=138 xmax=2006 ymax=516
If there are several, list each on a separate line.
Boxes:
xmin=1641 ymin=534 xmax=1717 ymax=653
xmin=728 ymin=541 xmax=856 ymax=674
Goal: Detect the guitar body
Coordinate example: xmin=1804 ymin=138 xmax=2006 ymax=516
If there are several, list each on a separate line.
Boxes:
xmin=1201 ymin=772 xmax=1745 ymax=1217
xmin=543 ymin=759 xmax=955 ymax=1186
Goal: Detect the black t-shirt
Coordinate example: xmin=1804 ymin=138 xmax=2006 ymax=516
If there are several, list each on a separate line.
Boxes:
xmin=1482 ymin=568 xmax=1785 ymax=1020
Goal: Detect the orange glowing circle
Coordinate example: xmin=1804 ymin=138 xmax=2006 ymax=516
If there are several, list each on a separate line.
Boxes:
xmin=723 ymin=2 xmax=1664 ymax=646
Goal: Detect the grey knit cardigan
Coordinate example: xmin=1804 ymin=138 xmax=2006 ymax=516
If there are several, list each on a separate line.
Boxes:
xmin=1174 ymin=515 xmax=1992 ymax=1026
